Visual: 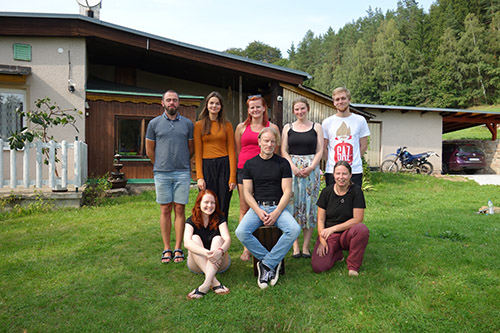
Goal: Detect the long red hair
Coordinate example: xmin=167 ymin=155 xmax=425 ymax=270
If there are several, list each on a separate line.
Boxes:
xmin=191 ymin=190 xmax=223 ymax=230
xmin=243 ymin=96 xmax=269 ymax=127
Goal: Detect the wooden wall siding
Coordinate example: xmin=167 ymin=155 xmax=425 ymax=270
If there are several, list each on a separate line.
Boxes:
xmin=282 ymin=88 xmax=335 ymax=126
xmin=86 ymin=99 xmax=196 ymax=178
xmin=121 ymin=161 xmax=153 ymax=179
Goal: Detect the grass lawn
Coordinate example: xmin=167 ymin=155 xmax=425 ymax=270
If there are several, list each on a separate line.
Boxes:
xmin=1 ymin=173 xmax=500 ymax=331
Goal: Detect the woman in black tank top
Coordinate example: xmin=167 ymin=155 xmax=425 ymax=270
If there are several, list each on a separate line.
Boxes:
xmin=281 ymin=97 xmax=324 ymax=258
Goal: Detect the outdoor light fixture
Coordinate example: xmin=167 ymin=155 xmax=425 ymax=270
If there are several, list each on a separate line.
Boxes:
xmin=68 ymin=79 xmax=76 ymax=93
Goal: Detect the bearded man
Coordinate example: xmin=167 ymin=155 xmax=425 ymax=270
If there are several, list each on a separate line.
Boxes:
xmin=146 ymin=90 xmax=194 ymax=264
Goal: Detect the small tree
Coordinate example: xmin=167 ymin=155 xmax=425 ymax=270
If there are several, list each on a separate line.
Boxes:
xmin=8 ymin=97 xmax=82 ymax=175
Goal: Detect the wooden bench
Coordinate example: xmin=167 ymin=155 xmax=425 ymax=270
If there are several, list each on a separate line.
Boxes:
xmin=252 ymin=225 xmax=285 ymax=276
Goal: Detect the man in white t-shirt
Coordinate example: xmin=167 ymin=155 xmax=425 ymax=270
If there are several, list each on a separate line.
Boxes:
xmin=322 ymin=87 xmax=370 ymax=187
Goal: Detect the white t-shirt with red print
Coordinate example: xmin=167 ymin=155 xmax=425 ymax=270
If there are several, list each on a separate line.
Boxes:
xmin=322 ymin=113 xmax=370 ymax=174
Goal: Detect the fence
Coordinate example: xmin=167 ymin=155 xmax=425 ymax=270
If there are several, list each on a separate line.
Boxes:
xmin=0 ymin=139 xmax=88 ymax=189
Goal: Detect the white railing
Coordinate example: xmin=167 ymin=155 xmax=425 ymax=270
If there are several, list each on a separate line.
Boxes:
xmin=0 ymin=139 xmax=88 ymax=189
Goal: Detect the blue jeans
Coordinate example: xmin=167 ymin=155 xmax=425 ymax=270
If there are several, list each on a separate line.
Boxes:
xmin=235 ymin=205 xmax=301 ymax=270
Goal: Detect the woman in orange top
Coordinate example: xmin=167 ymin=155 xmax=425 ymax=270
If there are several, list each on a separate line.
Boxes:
xmin=194 ymin=91 xmax=237 ymax=219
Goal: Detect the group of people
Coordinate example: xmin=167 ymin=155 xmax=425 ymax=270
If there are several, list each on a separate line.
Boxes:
xmin=145 ymin=87 xmax=370 ymax=299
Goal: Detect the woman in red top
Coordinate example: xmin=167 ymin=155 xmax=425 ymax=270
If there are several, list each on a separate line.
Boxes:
xmin=234 ymin=96 xmax=279 ymax=261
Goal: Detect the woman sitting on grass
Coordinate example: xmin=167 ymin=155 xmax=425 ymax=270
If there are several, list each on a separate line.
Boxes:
xmin=184 ymin=190 xmax=231 ymax=299
xmin=311 ymin=160 xmax=369 ymax=276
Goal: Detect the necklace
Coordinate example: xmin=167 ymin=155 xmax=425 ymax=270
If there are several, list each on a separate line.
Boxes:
xmin=334 ymin=184 xmax=347 ymax=203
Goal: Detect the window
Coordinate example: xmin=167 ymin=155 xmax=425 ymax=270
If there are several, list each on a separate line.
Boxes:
xmin=0 ymin=88 xmax=25 ymax=141
xmin=115 ymin=117 xmax=152 ymax=158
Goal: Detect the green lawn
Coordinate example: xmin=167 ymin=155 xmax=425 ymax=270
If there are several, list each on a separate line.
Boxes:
xmin=1 ymin=173 xmax=500 ymax=332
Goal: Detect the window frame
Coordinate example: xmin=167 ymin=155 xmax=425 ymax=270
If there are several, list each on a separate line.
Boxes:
xmin=0 ymin=87 xmax=26 ymax=144
xmin=114 ymin=115 xmax=153 ymax=159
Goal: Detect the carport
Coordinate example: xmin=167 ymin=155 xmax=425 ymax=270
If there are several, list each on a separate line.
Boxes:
xmin=441 ymin=109 xmax=500 ymax=140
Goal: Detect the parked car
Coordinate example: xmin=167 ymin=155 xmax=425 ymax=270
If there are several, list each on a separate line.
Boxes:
xmin=442 ymin=143 xmax=486 ymax=174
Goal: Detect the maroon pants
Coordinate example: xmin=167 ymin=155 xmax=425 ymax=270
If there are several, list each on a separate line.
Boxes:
xmin=311 ymin=224 xmax=369 ymax=273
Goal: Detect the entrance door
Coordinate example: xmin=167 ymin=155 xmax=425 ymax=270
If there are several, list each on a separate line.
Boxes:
xmin=366 ymin=122 xmax=381 ymax=167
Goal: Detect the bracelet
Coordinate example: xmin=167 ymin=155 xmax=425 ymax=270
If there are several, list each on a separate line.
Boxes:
xmin=218 ymin=248 xmax=225 ymax=255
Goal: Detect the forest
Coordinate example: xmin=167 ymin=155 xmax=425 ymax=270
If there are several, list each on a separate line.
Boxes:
xmin=226 ymin=0 xmax=500 ymax=109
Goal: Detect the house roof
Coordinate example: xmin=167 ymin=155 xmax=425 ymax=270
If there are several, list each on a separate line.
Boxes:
xmin=0 ymin=12 xmax=310 ymax=92
xmin=351 ymin=103 xmax=500 ymax=136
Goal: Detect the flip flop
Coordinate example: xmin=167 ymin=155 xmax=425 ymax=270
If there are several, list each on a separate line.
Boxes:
xmin=212 ymin=284 xmax=230 ymax=295
xmin=186 ymin=288 xmax=206 ymax=300
xmin=161 ymin=249 xmax=173 ymax=263
xmin=292 ymin=252 xmax=302 ymax=259
xmin=302 ymin=253 xmax=312 ymax=259
xmin=173 ymin=249 xmax=184 ymax=263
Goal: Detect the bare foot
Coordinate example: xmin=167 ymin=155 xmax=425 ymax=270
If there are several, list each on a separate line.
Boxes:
xmin=348 ymin=270 xmax=359 ymax=276
xmin=240 ymin=250 xmax=251 ymax=261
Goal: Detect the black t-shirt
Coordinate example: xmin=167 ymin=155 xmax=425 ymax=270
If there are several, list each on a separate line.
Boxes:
xmin=186 ymin=215 xmax=226 ymax=249
xmin=243 ymin=154 xmax=292 ymax=202
xmin=316 ymin=184 xmax=366 ymax=228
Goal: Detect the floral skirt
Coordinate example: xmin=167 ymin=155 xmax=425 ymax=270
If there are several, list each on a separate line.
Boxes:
xmin=290 ymin=154 xmax=321 ymax=229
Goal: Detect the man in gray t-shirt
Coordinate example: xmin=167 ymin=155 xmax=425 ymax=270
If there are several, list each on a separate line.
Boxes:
xmin=146 ymin=90 xmax=194 ymax=264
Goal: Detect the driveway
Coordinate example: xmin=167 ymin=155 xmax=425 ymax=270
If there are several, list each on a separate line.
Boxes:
xmin=463 ymin=174 xmax=500 ymax=185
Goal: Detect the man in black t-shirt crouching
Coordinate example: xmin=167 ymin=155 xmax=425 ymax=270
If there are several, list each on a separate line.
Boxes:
xmin=235 ymin=127 xmax=301 ymax=289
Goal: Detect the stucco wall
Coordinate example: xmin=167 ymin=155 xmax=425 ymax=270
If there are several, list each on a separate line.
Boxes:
xmin=0 ymin=36 xmax=86 ymax=141
xmin=373 ymin=110 xmax=443 ymax=172
xmin=1 ymin=37 xmax=86 ymax=184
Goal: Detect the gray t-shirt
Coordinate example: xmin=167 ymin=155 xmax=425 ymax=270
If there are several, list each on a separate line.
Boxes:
xmin=146 ymin=113 xmax=194 ymax=172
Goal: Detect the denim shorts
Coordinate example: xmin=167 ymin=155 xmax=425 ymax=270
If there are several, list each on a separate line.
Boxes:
xmin=154 ymin=171 xmax=191 ymax=205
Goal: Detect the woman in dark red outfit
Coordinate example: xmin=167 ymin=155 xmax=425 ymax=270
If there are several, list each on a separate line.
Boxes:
xmin=311 ymin=160 xmax=369 ymax=276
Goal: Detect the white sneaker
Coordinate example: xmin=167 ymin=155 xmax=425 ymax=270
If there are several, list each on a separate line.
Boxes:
xmin=269 ymin=261 xmax=281 ymax=286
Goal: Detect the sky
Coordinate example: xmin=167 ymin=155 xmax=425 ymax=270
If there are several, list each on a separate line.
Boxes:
xmin=2 ymin=0 xmax=436 ymax=57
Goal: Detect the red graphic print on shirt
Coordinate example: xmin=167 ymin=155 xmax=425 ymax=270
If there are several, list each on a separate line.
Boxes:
xmin=334 ymin=122 xmax=353 ymax=164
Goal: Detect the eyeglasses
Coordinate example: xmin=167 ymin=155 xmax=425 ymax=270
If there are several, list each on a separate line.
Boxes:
xmin=247 ymin=94 xmax=262 ymax=100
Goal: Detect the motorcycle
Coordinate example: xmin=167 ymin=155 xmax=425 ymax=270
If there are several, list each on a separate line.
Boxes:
xmin=380 ymin=146 xmax=439 ymax=175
